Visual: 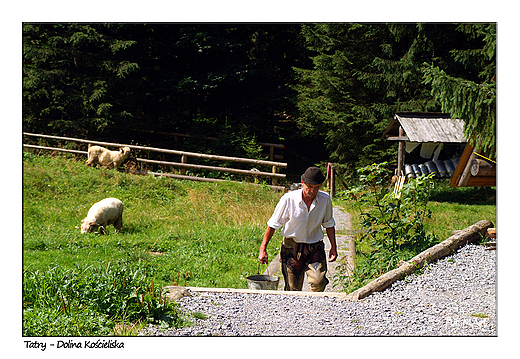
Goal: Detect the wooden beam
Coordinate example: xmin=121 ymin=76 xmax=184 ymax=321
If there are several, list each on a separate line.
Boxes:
xmin=165 ymin=286 xmax=353 ymax=300
xmin=386 ymin=136 xmax=410 ymax=141
xmin=465 ymin=176 xmax=496 ymax=187
xmin=458 ymin=151 xmax=477 ymax=187
xmin=449 ymin=142 xmax=474 ymax=187
xmin=397 ymin=126 xmax=405 ymax=176
xmin=136 ymin=157 xmax=286 ymax=179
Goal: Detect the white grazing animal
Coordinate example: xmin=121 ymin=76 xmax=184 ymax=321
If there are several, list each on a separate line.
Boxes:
xmin=78 ymin=198 xmax=124 ymax=234
xmin=85 ymin=145 xmax=131 ymax=169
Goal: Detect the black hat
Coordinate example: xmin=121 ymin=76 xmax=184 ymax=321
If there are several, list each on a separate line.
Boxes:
xmin=301 ymin=166 xmax=325 ymax=185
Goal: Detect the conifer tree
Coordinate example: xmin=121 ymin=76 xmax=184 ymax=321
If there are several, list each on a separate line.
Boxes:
xmin=423 ymin=23 xmax=496 ymax=158
xmin=292 ymin=23 xmax=495 ymax=169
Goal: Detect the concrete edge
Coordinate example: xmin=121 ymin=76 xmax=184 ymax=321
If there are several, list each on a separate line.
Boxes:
xmin=165 ymin=285 xmax=355 ymax=301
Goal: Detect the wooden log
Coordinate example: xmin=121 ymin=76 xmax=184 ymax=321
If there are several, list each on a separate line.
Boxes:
xmin=180 ymin=155 xmax=187 ymax=175
xmin=330 ymin=165 xmax=336 ymax=198
xmin=136 ymin=158 xmax=285 ymax=178
xmin=470 ymin=158 xmax=496 ymax=177
xmin=348 ymin=220 xmax=493 ymax=300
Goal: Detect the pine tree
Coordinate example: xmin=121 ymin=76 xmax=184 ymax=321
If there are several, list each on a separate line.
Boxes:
xmin=292 ymin=23 xmax=496 ymax=169
xmin=423 ymin=23 xmax=496 ymax=158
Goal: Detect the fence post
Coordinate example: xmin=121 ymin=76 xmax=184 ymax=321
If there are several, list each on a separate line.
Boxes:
xmin=272 ymin=165 xmax=278 ymax=186
xmin=330 ymin=165 xmax=335 ymax=198
xmin=181 ymin=155 xmax=187 ymax=175
xmin=327 ymin=163 xmax=336 ymax=198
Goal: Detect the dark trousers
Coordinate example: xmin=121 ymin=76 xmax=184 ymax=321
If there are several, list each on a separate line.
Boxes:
xmin=280 ymin=237 xmax=328 ymax=291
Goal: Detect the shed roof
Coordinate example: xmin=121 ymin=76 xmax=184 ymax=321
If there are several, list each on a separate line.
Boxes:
xmin=382 ymin=112 xmax=467 ymax=143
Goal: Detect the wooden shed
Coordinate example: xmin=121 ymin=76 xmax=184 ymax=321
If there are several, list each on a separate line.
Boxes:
xmin=382 ymin=111 xmax=495 ymax=187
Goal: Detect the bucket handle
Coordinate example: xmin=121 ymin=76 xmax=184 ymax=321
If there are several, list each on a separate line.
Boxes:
xmin=257 ymin=262 xmax=269 ymax=275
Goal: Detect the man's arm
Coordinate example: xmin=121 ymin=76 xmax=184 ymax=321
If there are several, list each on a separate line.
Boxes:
xmin=326 ymin=226 xmax=338 ymax=262
xmin=258 ymin=226 xmax=276 ymax=264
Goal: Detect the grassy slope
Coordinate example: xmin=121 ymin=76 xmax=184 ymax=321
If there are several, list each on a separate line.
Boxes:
xmin=23 ymin=153 xmax=283 ymax=289
xmin=24 ymin=154 xmax=496 ymax=290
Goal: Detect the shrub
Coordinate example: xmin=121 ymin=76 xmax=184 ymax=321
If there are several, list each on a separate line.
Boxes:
xmin=335 ymin=162 xmax=437 ymax=292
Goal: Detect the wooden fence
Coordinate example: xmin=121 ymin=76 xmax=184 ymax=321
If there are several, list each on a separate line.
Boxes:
xmin=23 ymin=132 xmax=287 ymax=190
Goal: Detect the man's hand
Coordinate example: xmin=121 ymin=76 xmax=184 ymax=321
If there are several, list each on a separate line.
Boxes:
xmin=326 ymin=226 xmax=337 ymax=262
xmin=328 ymin=246 xmax=338 ymax=262
xmin=258 ymin=249 xmax=269 ymax=264
xmin=258 ymin=226 xmax=275 ymax=264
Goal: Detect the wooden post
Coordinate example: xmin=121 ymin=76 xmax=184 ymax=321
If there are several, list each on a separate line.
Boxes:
xmin=180 ymin=155 xmax=187 ymax=175
xmin=330 ymin=164 xmax=335 ymax=198
xmin=272 ymin=165 xmax=278 ymax=186
xmin=397 ymin=126 xmax=405 ymax=176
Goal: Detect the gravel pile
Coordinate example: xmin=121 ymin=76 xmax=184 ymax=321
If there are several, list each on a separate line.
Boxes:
xmin=140 ymin=243 xmax=496 ymax=336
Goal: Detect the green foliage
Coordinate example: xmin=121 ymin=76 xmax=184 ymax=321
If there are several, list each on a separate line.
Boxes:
xmin=22 ymin=23 xmax=303 ymax=149
xmin=22 ymin=23 xmax=140 ymax=137
xmin=23 ymin=263 xmax=186 ymax=336
xmin=335 ymin=162 xmax=437 ymax=292
xmin=292 ymin=23 xmax=496 ymax=170
xmin=23 ymin=23 xmax=498 ymax=181
xmin=292 ymin=24 xmax=391 ymax=167
xmin=422 ymin=24 xmax=496 ymax=158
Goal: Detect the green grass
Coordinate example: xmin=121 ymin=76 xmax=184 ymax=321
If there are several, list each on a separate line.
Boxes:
xmin=23 ymin=152 xmax=283 ymax=289
xmin=425 ymin=182 xmax=496 ymax=240
xmin=23 ymin=152 xmax=284 ymax=335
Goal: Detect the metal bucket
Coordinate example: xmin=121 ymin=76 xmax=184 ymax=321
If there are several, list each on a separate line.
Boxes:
xmin=412 ymin=164 xmax=421 ymax=177
xmin=404 ymin=164 xmax=415 ymax=179
xmin=444 ymin=159 xmax=455 ymax=177
xmin=425 ymin=161 xmax=439 ymax=178
xmin=247 ymin=263 xmax=279 ymax=290
xmin=434 ymin=160 xmax=447 ymax=178
xmin=247 ymin=274 xmax=279 ymax=290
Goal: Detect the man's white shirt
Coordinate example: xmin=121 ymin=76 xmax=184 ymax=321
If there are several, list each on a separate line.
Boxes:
xmin=267 ymin=189 xmax=335 ymax=244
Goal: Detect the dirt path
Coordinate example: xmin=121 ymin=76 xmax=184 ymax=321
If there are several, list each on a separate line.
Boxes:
xmin=263 ymin=206 xmax=355 ymax=292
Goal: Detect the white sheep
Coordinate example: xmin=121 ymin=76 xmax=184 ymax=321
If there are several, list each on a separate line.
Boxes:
xmin=85 ymin=145 xmax=131 ymax=169
xmin=77 ymin=198 xmax=124 ymax=234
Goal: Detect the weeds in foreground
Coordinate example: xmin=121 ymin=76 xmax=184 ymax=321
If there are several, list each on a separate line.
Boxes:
xmin=23 ymin=262 xmax=189 ymax=336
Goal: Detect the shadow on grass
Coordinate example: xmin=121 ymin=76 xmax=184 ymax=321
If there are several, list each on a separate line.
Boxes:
xmin=429 ymin=182 xmax=496 ymax=205
xmin=120 ymin=223 xmax=145 ymax=234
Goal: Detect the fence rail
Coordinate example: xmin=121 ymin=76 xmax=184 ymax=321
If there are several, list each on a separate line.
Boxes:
xmin=23 ymin=133 xmax=287 ymax=189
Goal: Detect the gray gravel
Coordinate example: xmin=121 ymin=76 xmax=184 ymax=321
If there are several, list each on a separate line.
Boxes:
xmin=140 ymin=243 xmax=496 ymax=336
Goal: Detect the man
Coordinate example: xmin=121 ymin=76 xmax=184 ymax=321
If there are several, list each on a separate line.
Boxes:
xmin=258 ymin=166 xmax=337 ymax=291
